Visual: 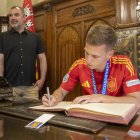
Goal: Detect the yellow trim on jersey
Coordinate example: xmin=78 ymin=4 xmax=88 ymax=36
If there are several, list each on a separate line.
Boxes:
xmin=69 ymin=58 xmax=87 ymax=72
xmin=111 ymin=56 xmax=134 ymax=76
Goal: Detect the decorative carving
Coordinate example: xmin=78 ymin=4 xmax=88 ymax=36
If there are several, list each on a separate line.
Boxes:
xmin=137 ymin=10 xmax=140 ymax=22
xmin=72 ymin=5 xmax=94 ymax=17
xmin=42 ymin=3 xmax=52 ymax=12
xmin=114 ymin=27 xmax=140 ymax=78
xmin=33 ymin=1 xmax=53 ymax=12
xmin=57 ymin=24 xmax=81 ymax=38
xmin=104 ymin=16 xmax=117 ymax=27
xmin=114 ymin=36 xmax=134 ymax=59
xmin=57 ymin=26 xmax=80 ymax=82
xmin=136 ymin=1 xmax=140 ymax=22
xmin=84 ymin=17 xmax=116 ymax=35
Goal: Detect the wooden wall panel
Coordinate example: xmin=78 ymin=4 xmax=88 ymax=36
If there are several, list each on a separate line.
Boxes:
xmin=34 ymin=11 xmax=46 ymax=43
xmin=57 ymin=26 xmax=81 ymax=81
xmin=115 ymin=0 xmax=137 ymax=25
xmin=56 ymin=0 xmax=115 ymax=26
xmin=45 ymin=11 xmax=55 ymax=93
xmin=34 ymin=14 xmax=45 ymax=31
xmin=34 ymin=10 xmax=52 ymax=96
xmin=56 ymin=25 xmax=82 ymax=100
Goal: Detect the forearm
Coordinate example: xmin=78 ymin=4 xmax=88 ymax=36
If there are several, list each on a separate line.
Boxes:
xmin=52 ymin=87 xmax=68 ymax=102
xmin=73 ymin=92 xmax=140 ymax=107
xmin=102 ymin=92 xmax=140 ymax=107
xmin=102 ymin=95 xmax=138 ymax=104
xmin=39 ymin=53 xmax=47 ymax=82
xmin=40 ymin=63 xmax=47 ymax=82
xmin=42 ymin=87 xmax=68 ymax=107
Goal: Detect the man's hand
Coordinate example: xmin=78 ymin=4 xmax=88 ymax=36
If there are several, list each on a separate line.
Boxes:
xmin=42 ymin=94 xmax=58 ymax=107
xmin=73 ymin=92 xmax=140 ymax=106
xmin=34 ymin=79 xmax=44 ymax=90
xmin=42 ymin=87 xmax=69 ymax=107
xmin=73 ymin=94 xmax=110 ymax=104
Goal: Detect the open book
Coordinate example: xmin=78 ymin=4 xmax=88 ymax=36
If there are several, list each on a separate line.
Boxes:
xmin=29 ymin=101 xmax=139 ymax=125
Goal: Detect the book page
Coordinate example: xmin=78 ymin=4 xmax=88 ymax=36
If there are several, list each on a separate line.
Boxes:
xmin=30 ymin=102 xmax=136 ymax=118
xmin=65 ymin=103 xmax=136 ymax=118
xmin=30 ymin=101 xmax=73 ymax=111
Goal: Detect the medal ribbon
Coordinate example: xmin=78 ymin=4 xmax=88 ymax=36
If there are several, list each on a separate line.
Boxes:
xmin=91 ymin=60 xmax=110 ymax=95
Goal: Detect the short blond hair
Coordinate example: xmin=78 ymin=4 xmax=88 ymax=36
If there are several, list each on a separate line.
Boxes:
xmin=86 ymin=24 xmax=117 ymax=48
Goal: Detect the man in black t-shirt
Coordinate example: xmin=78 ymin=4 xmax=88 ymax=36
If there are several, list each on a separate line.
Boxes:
xmin=0 ymin=6 xmax=47 ymax=102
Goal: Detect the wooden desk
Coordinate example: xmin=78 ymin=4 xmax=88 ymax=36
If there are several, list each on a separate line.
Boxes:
xmin=0 ymin=102 xmax=139 ymax=140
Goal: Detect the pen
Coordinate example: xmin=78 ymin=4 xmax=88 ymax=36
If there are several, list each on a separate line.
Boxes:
xmin=46 ymin=86 xmax=51 ymax=107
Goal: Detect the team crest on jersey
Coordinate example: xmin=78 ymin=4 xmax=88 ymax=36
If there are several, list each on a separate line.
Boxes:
xmin=62 ymin=73 xmax=69 ymax=83
xmin=107 ymin=77 xmax=117 ymax=92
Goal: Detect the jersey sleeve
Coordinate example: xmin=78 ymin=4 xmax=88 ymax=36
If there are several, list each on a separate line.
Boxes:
xmin=122 ymin=58 xmax=140 ymax=94
xmin=60 ymin=61 xmax=80 ymax=92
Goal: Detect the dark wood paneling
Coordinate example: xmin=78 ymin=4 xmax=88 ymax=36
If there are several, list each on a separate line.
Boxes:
xmin=56 ymin=25 xmax=82 ymax=100
xmin=55 ymin=0 xmax=115 ymax=26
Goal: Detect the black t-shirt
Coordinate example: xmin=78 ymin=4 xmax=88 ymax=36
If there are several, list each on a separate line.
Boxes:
xmin=0 ymin=29 xmax=45 ymax=86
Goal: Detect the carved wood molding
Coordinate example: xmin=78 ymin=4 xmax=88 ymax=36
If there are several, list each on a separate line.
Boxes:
xmin=72 ymin=5 xmax=95 ymax=17
xmin=115 ymin=23 xmax=140 ymax=29
xmin=33 ymin=0 xmax=66 ymax=12
xmin=56 ymin=24 xmax=81 ymax=39
xmin=33 ymin=2 xmax=53 ymax=12
xmin=42 ymin=3 xmax=53 ymax=12
xmin=84 ymin=17 xmax=116 ymax=34
xmin=137 ymin=10 xmax=140 ymax=22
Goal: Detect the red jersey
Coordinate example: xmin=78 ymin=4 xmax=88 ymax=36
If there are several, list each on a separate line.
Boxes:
xmin=61 ymin=55 xmax=140 ymax=96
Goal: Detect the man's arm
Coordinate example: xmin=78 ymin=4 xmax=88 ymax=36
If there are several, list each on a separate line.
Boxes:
xmin=73 ymin=92 xmax=140 ymax=107
xmin=0 ymin=54 xmax=4 ymax=76
xmin=42 ymin=87 xmax=69 ymax=106
xmin=35 ymin=53 xmax=47 ymax=89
